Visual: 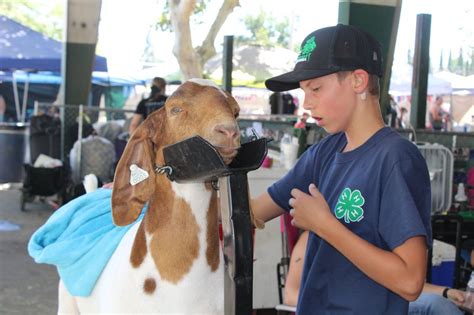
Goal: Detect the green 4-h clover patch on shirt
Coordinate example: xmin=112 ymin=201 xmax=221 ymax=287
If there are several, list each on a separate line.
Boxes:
xmin=269 ymin=127 xmax=432 ymax=314
xmin=335 ymin=187 xmax=365 ymax=223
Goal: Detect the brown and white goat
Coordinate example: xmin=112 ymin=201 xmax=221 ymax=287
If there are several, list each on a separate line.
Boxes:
xmin=58 ymin=79 xmax=241 ymax=314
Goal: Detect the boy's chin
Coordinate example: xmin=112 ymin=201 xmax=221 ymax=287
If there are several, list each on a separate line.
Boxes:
xmin=323 ymin=126 xmax=342 ymax=135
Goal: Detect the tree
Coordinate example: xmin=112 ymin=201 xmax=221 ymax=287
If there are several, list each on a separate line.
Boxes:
xmin=457 ymin=48 xmax=464 ymax=74
xmin=235 ymin=9 xmax=290 ymax=47
xmin=164 ymin=0 xmax=240 ymax=80
xmin=448 ymin=50 xmax=453 ymax=72
xmin=439 ymin=50 xmax=444 ymax=71
xmin=0 ymin=0 xmax=63 ymax=40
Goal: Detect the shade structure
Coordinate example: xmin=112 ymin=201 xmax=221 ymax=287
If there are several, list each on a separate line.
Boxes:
xmin=0 ymin=15 xmax=107 ymax=72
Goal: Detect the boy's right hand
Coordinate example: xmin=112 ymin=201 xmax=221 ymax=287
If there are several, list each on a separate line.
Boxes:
xmin=289 ymin=183 xmax=338 ymax=235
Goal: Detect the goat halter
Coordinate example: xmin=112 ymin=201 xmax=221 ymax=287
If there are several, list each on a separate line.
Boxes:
xmin=154 ymin=164 xmax=219 ymax=191
xmin=154 ymin=165 xmax=173 ymax=177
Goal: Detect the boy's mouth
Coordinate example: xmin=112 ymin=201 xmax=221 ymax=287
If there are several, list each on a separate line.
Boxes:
xmin=313 ymin=117 xmax=324 ymax=126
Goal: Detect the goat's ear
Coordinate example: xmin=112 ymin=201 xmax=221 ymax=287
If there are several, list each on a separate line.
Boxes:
xmin=112 ymin=110 xmax=164 ymax=226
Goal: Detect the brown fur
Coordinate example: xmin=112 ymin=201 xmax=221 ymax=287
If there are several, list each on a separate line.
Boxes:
xmin=130 ymin=221 xmax=147 ymax=268
xmin=206 ymin=191 xmax=220 ymax=271
xmin=149 ymin=185 xmax=200 ymax=283
xmin=143 ymin=278 xmax=157 ymax=294
xmin=112 ymin=81 xmax=240 ymax=282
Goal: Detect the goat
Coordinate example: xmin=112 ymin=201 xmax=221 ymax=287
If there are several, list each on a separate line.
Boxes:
xmin=58 ymin=79 xmax=241 ymax=314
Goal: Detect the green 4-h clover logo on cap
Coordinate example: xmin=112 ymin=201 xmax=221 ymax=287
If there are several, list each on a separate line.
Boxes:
xmin=335 ymin=188 xmax=365 ymax=223
xmin=296 ymin=36 xmax=316 ymax=63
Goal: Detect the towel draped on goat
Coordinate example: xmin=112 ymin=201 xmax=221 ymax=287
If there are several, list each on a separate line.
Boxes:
xmin=28 ymin=188 xmax=145 ymax=297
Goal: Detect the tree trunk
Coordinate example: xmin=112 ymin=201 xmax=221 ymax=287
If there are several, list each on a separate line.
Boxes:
xmin=169 ymin=0 xmax=240 ymax=80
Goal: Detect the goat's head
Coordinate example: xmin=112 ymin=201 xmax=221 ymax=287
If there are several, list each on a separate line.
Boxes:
xmin=112 ymin=79 xmax=240 ymax=226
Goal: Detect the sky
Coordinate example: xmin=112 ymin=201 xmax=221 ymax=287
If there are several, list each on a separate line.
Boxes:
xmin=96 ymin=0 xmax=474 ymax=77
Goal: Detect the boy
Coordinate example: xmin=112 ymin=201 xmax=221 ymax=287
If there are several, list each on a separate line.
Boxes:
xmin=252 ymin=24 xmax=432 ymax=313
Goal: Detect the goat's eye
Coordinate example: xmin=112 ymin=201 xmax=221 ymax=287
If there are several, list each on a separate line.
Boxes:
xmin=171 ymin=107 xmax=183 ymax=114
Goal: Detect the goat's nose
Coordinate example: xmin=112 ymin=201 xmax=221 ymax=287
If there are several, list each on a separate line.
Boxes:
xmin=214 ymin=123 xmax=239 ymax=139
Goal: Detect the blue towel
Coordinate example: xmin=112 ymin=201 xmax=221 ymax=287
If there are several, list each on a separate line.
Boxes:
xmin=28 ymin=188 xmax=145 ymax=297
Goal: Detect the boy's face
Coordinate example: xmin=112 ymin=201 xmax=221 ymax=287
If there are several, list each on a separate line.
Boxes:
xmin=300 ymin=73 xmax=357 ymax=134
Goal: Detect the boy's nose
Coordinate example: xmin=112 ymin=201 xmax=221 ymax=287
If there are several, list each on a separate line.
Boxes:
xmin=303 ymin=99 xmax=315 ymax=111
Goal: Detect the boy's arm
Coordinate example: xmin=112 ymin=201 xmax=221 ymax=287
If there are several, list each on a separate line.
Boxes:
xmin=290 ymin=184 xmax=427 ymax=301
xmin=323 ymin=224 xmax=427 ymax=301
xmin=251 ymin=192 xmax=286 ymax=223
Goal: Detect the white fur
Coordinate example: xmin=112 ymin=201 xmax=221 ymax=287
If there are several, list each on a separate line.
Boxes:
xmin=58 ymin=182 xmax=224 ymax=314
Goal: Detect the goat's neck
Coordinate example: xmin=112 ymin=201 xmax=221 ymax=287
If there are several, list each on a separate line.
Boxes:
xmin=132 ymin=177 xmax=221 ymax=283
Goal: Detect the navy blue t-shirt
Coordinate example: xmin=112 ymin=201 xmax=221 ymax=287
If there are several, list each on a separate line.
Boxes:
xmin=269 ymin=127 xmax=432 ymax=314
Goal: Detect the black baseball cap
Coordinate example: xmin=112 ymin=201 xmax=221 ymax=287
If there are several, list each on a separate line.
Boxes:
xmin=265 ymin=24 xmax=383 ymax=92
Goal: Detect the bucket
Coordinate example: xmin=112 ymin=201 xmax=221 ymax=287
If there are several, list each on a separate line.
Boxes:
xmin=0 ymin=123 xmax=28 ymax=183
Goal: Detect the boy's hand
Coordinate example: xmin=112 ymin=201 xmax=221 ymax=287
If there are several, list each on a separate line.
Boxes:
xmin=289 ymin=183 xmax=335 ymax=233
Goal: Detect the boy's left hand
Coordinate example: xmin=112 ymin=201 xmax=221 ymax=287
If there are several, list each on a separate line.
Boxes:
xmin=289 ymin=183 xmax=335 ymax=234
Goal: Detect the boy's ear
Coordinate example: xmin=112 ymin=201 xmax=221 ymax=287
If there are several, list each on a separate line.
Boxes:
xmin=352 ymin=69 xmax=369 ymax=93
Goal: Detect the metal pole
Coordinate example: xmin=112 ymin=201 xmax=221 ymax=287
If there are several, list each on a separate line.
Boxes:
xmin=222 ymin=35 xmax=234 ymax=94
xmin=12 ymin=72 xmax=21 ymax=121
xmin=219 ymin=173 xmax=254 ymax=315
xmin=410 ymin=14 xmax=432 ymax=129
xmin=21 ymin=72 xmax=30 ymax=122
xmin=76 ymin=104 xmax=84 ymax=183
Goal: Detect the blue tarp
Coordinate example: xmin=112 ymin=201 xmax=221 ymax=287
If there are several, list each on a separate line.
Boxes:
xmin=0 ymin=15 xmax=107 ymax=72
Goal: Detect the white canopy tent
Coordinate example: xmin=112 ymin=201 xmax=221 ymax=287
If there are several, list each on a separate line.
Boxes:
xmin=389 ymin=63 xmax=452 ymax=96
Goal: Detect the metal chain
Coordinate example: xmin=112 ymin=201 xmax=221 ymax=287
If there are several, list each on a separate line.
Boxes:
xmin=154 ymin=165 xmax=173 ymax=176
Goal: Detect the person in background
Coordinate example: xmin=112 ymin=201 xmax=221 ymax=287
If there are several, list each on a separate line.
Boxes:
xmin=270 ymin=92 xmax=297 ymax=115
xmin=284 ymin=230 xmax=309 ymax=307
xmin=399 ymin=107 xmax=410 ymax=129
xmin=284 ymin=230 xmax=467 ymax=315
xmin=428 ymin=96 xmax=449 ymax=131
xmin=387 ymin=94 xmax=398 ymax=128
xmin=251 ymin=24 xmax=431 ymax=313
xmin=129 ymin=77 xmax=167 ymax=134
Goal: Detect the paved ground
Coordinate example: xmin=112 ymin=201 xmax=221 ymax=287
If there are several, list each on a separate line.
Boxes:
xmin=0 ymin=186 xmax=58 ymax=315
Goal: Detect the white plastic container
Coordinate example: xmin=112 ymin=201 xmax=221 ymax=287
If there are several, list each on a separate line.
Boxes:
xmin=280 ymin=135 xmax=299 ymax=170
xmin=417 ymin=143 xmax=454 ymax=214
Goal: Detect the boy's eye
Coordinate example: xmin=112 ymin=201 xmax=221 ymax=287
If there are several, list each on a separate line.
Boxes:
xmin=312 ymin=86 xmax=320 ymax=92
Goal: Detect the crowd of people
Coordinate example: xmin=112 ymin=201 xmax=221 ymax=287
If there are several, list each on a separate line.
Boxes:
xmin=385 ymin=94 xmax=452 ymax=131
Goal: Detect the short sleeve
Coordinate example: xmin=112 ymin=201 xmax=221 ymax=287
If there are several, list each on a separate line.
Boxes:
xmin=268 ymin=145 xmax=320 ymax=212
xmin=135 ymin=100 xmax=147 ymax=116
xmin=378 ymin=158 xmax=432 ymax=250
